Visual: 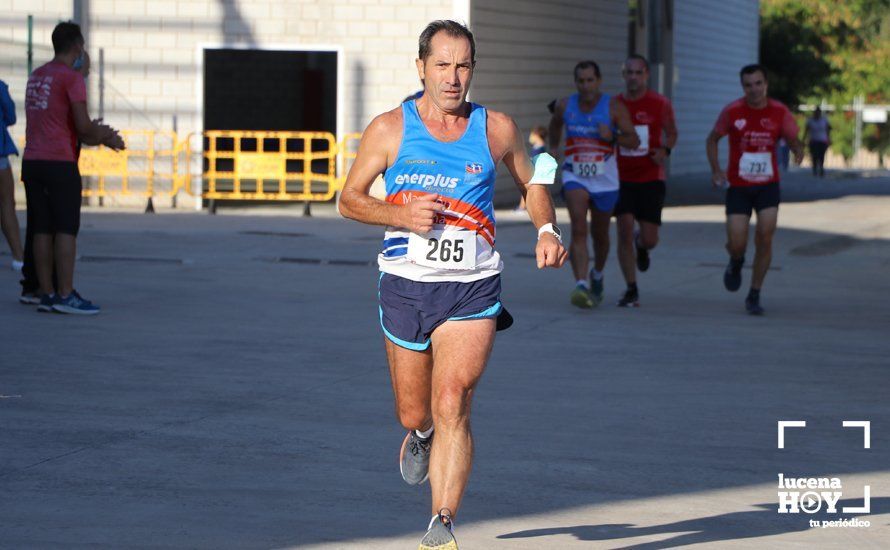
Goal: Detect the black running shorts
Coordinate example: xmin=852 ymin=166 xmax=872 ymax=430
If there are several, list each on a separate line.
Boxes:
xmin=22 ymin=159 xmax=83 ymax=236
xmin=614 ymin=180 xmax=666 ymax=225
xmin=725 ymin=182 xmax=780 ymax=216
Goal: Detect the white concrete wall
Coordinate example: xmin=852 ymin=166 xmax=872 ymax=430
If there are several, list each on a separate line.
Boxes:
xmin=670 ymin=0 xmax=760 ymax=176
xmin=1 ymin=0 xmax=457 ymax=143
xmin=1 ymin=1 xmax=73 ymax=147
xmin=470 ymin=0 xmax=629 ymax=199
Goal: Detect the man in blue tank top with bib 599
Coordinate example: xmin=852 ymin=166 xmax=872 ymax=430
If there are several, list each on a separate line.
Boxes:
xmin=339 ymin=20 xmax=566 ymax=550
xmin=549 ymin=61 xmax=639 ymax=309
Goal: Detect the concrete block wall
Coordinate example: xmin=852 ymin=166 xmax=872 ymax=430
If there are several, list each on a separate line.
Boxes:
xmin=1 ymin=1 xmax=73 ymax=148
xmin=2 ymin=0 xmax=457 ymax=143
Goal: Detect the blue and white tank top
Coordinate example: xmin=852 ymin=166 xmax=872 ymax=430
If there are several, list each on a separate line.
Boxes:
xmin=378 ymin=100 xmax=503 ymax=282
xmin=562 ymin=93 xmax=619 ymax=192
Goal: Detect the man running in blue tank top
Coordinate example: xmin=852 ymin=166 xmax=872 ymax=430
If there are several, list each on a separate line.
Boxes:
xmin=549 ymin=61 xmax=639 ymax=308
xmin=339 ymin=20 xmax=567 ymax=550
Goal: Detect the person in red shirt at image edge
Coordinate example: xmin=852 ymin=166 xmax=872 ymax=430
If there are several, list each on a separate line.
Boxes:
xmin=22 ymin=21 xmax=124 ymax=314
xmin=614 ymin=54 xmax=678 ymax=308
xmin=706 ymin=64 xmax=803 ymax=316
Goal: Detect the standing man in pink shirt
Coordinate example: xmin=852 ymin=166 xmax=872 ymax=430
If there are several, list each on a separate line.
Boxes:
xmin=22 ymin=21 xmax=123 ymax=314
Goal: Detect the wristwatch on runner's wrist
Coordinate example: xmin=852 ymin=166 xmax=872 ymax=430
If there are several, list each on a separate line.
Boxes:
xmin=537 ymin=223 xmax=562 ymax=242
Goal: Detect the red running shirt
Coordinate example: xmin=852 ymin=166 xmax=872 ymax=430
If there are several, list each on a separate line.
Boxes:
xmin=616 ymin=90 xmax=675 ymax=183
xmin=712 ymin=98 xmax=799 ymax=187
xmin=23 ymin=61 xmax=87 ymax=162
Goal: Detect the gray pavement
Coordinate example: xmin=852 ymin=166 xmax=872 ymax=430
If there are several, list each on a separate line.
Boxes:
xmin=1 ymin=171 xmax=889 ymax=549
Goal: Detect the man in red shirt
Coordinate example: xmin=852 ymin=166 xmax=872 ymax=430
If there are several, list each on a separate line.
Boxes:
xmin=22 ymin=21 xmax=123 ymax=314
xmin=706 ymin=64 xmax=803 ymax=315
xmin=615 ymin=55 xmax=678 ymax=307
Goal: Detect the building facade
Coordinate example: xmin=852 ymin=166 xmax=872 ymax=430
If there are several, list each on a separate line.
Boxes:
xmin=1 ymin=0 xmax=760 ymax=200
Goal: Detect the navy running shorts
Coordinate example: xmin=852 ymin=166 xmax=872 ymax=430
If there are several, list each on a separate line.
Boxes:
xmin=378 ymin=273 xmax=513 ymax=351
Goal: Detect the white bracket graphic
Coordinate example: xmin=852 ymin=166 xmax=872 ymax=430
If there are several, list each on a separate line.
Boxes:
xmin=842 ymin=421 xmax=871 ymax=449
xmin=842 ymin=485 xmax=871 ymax=514
xmin=778 ymin=420 xmax=806 ymax=449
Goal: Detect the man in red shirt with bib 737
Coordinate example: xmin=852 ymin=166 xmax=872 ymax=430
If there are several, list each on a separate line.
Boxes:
xmin=706 ymin=64 xmax=802 ymax=315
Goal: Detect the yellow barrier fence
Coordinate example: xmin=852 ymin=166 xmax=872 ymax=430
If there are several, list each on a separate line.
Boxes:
xmin=78 ymin=129 xmax=186 ymax=199
xmin=201 ymin=130 xmax=340 ymax=202
xmin=21 ymin=130 xmax=360 ymax=205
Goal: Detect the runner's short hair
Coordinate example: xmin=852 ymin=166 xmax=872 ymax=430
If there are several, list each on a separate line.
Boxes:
xmin=419 ymin=20 xmax=476 ymax=65
xmin=739 ymin=64 xmax=768 ymax=82
xmin=574 ymin=60 xmax=601 ymax=80
xmin=530 ymin=125 xmax=547 ymax=140
xmin=624 ymin=54 xmax=650 ymax=72
xmin=52 ymin=21 xmax=84 ymax=55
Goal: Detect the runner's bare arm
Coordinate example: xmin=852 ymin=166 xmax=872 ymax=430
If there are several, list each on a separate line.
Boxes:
xmin=663 ymin=106 xmax=678 ymax=150
xmin=783 ymin=112 xmax=804 ymax=165
xmin=490 ymin=111 xmax=566 ymax=269
xmin=650 ymin=104 xmax=679 ymax=165
xmin=547 ymin=98 xmax=567 ymax=158
xmin=610 ymin=98 xmax=640 ymax=150
xmin=338 ymin=111 xmax=443 ymax=233
xmin=706 ymin=130 xmax=726 ymax=186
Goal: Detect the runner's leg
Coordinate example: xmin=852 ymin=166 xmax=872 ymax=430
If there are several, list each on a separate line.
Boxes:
xmin=428 ymin=318 xmax=495 ymax=517
xmin=616 ymin=213 xmax=636 ymax=286
xmin=725 ymin=214 xmax=749 ymax=262
xmin=751 ymin=207 xmax=778 ymax=290
xmin=565 ymin=188 xmax=591 ymax=282
xmin=637 ymin=220 xmax=659 ymax=250
xmin=386 ymin=338 xmax=434 ymax=433
xmin=589 ymin=209 xmax=611 ymax=273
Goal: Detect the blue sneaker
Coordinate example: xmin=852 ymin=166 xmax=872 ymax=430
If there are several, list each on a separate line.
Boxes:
xmin=52 ymin=291 xmax=100 ymax=315
xmin=590 ymin=276 xmax=604 ymax=306
xmin=37 ymin=293 xmax=59 ymax=313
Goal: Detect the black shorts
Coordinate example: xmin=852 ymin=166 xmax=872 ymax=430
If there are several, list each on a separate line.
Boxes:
xmin=614 ymin=180 xmax=666 ymax=225
xmin=21 ymin=159 xmax=82 ymax=235
xmin=725 ymin=182 xmax=780 ymax=216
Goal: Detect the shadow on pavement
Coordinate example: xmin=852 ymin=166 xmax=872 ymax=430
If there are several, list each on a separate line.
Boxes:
xmin=498 ymin=498 xmax=889 ymax=549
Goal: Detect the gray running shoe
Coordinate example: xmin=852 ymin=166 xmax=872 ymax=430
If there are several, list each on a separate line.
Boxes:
xmin=419 ymin=510 xmax=457 ymax=550
xmin=400 ymin=430 xmax=433 ymax=485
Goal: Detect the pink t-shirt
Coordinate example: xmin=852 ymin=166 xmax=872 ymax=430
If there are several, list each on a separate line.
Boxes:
xmin=23 ymin=61 xmax=87 ymax=162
